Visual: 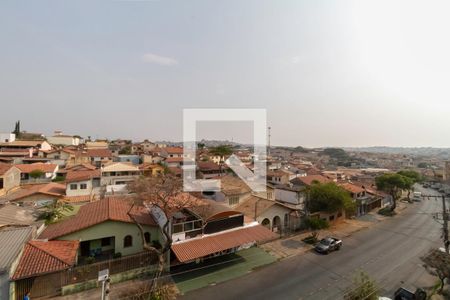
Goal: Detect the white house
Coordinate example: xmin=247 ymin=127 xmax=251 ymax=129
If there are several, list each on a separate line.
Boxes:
xmin=46 ymin=131 xmax=80 ymax=146
xmin=0 ymin=133 xmax=15 ymax=143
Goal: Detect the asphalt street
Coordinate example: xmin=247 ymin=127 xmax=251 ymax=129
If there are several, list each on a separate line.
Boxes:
xmin=180 ymin=185 xmax=445 ymax=300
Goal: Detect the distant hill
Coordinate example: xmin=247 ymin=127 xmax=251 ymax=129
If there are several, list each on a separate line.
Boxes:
xmin=344 ymin=147 xmax=450 ymax=158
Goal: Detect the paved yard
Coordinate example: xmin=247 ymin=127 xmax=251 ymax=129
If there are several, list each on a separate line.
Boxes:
xmin=172 ymin=247 xmax=276 ymax=295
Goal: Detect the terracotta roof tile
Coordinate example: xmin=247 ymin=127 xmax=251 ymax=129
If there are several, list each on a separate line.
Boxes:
xmin=65 ymin=169 xmax=100 ymax=183
xmin=12 ymin=240 xmax=79 ymax=280
xmin=39 ymin=197 xmax=156 ymax=240
xmin=171 ymin=225 xmax=277 ymax=263
xmin=162 ymin=147 xmax=184 ymax=154
xmin=5 ymin=183 xmax=66 ymax=202
xmin=291 ymin=175 xmax=331 ymax=186
xmin=15 ymin=163 xmax=58 ymax=174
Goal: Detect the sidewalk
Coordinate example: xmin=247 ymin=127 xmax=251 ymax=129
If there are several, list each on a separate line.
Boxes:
xmin=261 ymin=208 xmax=403 ymax=260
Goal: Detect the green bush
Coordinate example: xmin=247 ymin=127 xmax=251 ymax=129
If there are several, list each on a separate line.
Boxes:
xmin=29 ymin=169 xmax=45 ymax=179
xmin=113 ymin=252 xmax=122 ymax=259
xmin=52 ymin=175 xmax=65 ymax=182
xmin=304 ymin=218 xmax=330 ymax=230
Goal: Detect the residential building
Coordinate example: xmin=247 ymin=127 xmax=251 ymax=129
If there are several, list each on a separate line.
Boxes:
xmin=157 ymin=197 xmax=276 ymax=264
xmin=290 ymin=174 xmax=331 ymax=187
xmin=266 ymin=170 xmax=290 ymax=185
xmin=0 ymin=226 xmax=34 ymax=300
xmin=15 ymin=163 xmax=59 ymax=184
xmin=0 ymin=133 xmax=15 ymax=143
xmin=11 ymin=240 xmax=79 ymax=300
xmin=85 ymin=141 xmax=108 ymax=149
xmin=100 ymin=162 xmax=141 ymax=193
xmin=1 ymin=183 xmax=65 ymax=207
xmin=235 ymin=195 xmax=301 ymax=233
xmin=0 ymin=164 xmax=21 ymax=196
xmin=39 ymin=197 xmax=160 ymax=259
xmin=65 ymin=164 xmax=101 ymax=202
xmin=46 ymin=131 xmax=81 ymax=146
xmin=0 ymin=140 xmax=51 ymax=152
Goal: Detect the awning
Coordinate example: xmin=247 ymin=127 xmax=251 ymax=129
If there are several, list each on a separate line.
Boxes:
xmin=171 ymin=224 xmax=278 ymax=263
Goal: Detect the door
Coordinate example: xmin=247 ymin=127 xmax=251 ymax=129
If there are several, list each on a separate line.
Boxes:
xmin=80 ymin=240 xmax=90 ymax=257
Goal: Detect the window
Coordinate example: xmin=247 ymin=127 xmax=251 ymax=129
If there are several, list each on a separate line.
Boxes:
xmin=123 ymin=235 xmax=133 ymax=248
xmin=229 ymin=195 xmax=239 ymax=206
xmin=173 ymin=224 xmax=183 ymax=233
xmin=101 ymin=237 xmax=111 ymax=247
xmin=144 ymin=232 xmax=151 ymax=243
xmin=80 ymin=183 xmax=87 ymax=190
xmin=70 ymin=184 xmax=77 ymax=190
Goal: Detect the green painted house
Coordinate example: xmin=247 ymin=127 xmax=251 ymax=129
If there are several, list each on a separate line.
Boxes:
xmin=39 ymin=197 xmax=161 ymax=259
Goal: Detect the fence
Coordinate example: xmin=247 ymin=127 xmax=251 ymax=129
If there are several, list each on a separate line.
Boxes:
xmin=15 ymin=252 xmax=158 ymax=300
xmin=62 ymin=251 xmax=158 ymax=285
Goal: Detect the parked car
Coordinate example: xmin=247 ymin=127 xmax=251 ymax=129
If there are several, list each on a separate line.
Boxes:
xmin=393 ymin=287 xmax=426 ymax=300
xmin=314 ymin=237 xmax=342 ymax=254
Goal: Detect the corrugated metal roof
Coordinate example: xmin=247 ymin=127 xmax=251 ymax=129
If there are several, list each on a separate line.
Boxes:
xmin=171 ymin=224 xmax=277 ymax=263
xmin=0 ymin=227 xmax=33 ymax=272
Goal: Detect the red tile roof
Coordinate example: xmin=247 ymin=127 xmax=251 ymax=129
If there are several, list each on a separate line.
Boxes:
xmin=339 ymin=182 xmax=365 ymax=194
xmin=65 ymin=169 xmax=101 ymax=183
xmin=12 ymin=240 xmax=79 ymax=280
xmin=294 ymin=175 xmax=331 ymax=186
xmin=165 ymin=157 xmax=184 ymax=163
xmin=84 ymin=148 xmax=112 ymax=158
xmin=171 ymin=225 xmax=277 ymax=263
xmin=5 ymin=183 xmax=66 ymax=202
xmin=15 ymin=163 xmax=58 ymax=174
xmin=39 ymin=197 xmax=157 ymax=240
xmin=163 ymin=147 xmax=184 ymax=154
xmin=0 ymin=163 xmax=14 ymax=176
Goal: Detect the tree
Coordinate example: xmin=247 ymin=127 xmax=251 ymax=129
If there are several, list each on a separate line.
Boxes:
xmin=119 ymin=145 xmax=132 ymax=155
xmin=421 ymin=249 xmax=450 ymax=293
xmin=308 ymin=182 xmax=356 ymax=215
xmin=375 ymin=173 xmax=413 ymax=211
xmin=397 ymin=170 xmax=422 ymax=199
xmin=344 ymin=271 xmax=379 ymax=300
xmin=38 ymin=201 xmax=74 ymax=224
xmin=29 ymin=169 xmax=45 ymax=179
xmin=12 ymin=120 xmax=21 ymax=137
xmin=128 ymin=174 xmax=198 ymax=295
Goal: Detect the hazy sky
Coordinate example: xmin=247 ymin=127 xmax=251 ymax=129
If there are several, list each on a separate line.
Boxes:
xmin=2 ymin=0 xmax=450 ymax=147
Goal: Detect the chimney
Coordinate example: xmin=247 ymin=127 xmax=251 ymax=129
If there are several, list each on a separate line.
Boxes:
xmin=28 ymin=148 xmax=33 ymax=158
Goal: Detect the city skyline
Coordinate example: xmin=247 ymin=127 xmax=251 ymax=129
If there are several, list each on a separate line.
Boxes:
xmin=2 ymin=1 xmax=450 ymax=147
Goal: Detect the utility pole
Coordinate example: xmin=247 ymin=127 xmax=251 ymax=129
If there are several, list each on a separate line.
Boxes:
xmin=267 ymin=126 xmax=271 ymax=157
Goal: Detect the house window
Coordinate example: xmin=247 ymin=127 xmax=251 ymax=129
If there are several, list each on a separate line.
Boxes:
xmin=144 ymin=232 xmax=151 ymax=243
xmin=101 ymin=237 xmax=111 ymax=247
xmin=123 ymin=235 xmax=133 ymax=248
xmin=228 ymin=196 xmax=239 ymax=206
xmin=70 ymin=184 xmax=77 ymax=190
xmin=80 ymin=183 xmax=87 ymax=190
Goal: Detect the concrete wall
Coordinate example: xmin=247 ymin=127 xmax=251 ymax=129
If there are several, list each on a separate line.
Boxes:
xmin=0 ymin=167 xmax=20 ymax=196
xmin=59 ymin=221 xmax=161 ymax=257
xmin=257 ymin=205 xmax=293 ymax=231
xmin=47 ymin=136 xmax=80 ymax=146
xmin=275 ymin=189 xmax=305 ymax=206
xmin=66 ymin=180 xmax=93 ymax=197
